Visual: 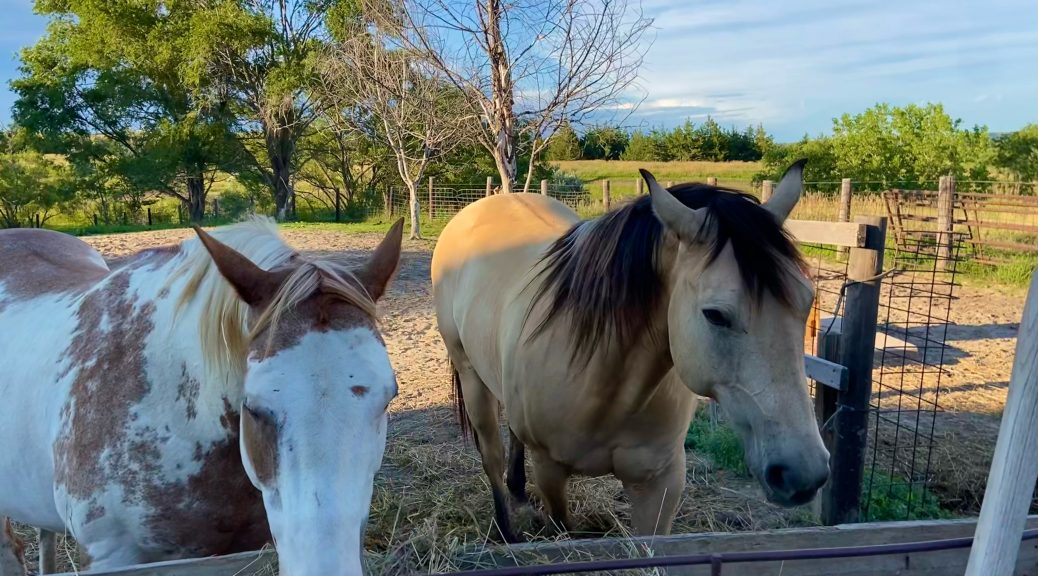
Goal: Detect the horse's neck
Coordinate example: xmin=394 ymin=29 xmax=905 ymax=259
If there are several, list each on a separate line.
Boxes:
xmin=595 ymin=235 xmax=682 ymax=413
xmin=128 ymin=251 xmax=246 ymax=419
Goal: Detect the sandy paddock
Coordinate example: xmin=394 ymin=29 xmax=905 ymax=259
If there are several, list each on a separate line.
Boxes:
xmin=9 ymin=225 xmax=1023 ymax=573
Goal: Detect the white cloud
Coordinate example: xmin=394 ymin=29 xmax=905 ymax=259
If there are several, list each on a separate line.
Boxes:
xmin=629 ymin=0 xmax=1038 ymax=139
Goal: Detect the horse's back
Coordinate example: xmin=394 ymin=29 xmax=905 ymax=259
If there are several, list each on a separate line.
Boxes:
xmin=432 ymin=194 xmax=578 ymax=390
xmin=433 ymin=193 xmax=577 ymax=273
xmin=0 ymin=229 xmax=109 ymax=305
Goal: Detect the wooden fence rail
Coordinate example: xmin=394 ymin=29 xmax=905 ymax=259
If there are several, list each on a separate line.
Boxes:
xmin=49 ymin=516 xmax=1038 ymax=576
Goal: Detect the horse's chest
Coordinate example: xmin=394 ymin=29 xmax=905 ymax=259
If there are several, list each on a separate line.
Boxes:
xmin=59 ymin=424 xmax=270 ymax=557
xmin=135 ymin=436 xmax=271 ymax=556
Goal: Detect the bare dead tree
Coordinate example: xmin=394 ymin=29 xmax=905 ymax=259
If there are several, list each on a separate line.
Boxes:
xmin=364 ymin=0 xmax=651 ymax=193
xmin=317 ymin=30 xmax=473 ymax=239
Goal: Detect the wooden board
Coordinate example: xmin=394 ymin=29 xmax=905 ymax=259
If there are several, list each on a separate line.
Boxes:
xmin=50 ymin=549 xmax=276 ymax=576
xmin=461 ymin=516 xmax=1038 ymax=576
xmin=786 ymin=220 xmax=868 ymax=247
xmin=805 ymin=353 xmax=848 ymax=390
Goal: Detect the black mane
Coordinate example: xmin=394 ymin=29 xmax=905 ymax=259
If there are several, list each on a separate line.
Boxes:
xmin=527 ymin=184 xmax=805 ymax=363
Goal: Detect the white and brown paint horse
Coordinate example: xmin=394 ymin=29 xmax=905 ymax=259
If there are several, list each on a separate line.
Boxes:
xmin=0 ymin=217 xmax=403 ymax=575
xmin=432 ymin=162 xmax=829 ymax=541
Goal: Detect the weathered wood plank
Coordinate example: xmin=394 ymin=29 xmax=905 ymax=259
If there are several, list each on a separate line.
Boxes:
xmin=967 ymin=270 xmax=1038 ymax=575
xmin=785 ymin=220 xmax=867 ymax=247
xmin=50 ymin=549 xmax=276 ymax=576
xmin=805 ymin=353 xmax=847 ymax=391
xmin=461 ymin=516 xmax=1038 ymax=576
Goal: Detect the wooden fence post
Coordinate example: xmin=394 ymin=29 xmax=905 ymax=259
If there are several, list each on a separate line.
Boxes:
xmin=388 ymin=188 xmax=394 ymax=217
xmin=966 ymin=270 xmax=1038 ymax=575
xmin=35 ymin=213 xmax=41 ymax=228
xmin=838 ymin=178 xmax=853 ymax=259
xmin=636 ymin=178 xmax=644 ymax=195
xmin=825 ymin=215 xmax=887 ymax=525
xmin=937 ymin=175 xmax=955 ymax=270
xmin=428 ymin=177 xmax=435 ymax=220
xmin=335 ymin=189 xmax=341 ymax=222
xmin=540 ymin=179 xmax=548 ymax=196
xmin=761 ymin=180 xmax=774 ymax=202
xmin=602 ymin=180 xmax=611 ymax=210
xmin=706 ymin=176 xmax=717 ymax=186
xmin=486 ymin=176 xmax=493 ymax=197
xmin=146 ymin=208 xmax=152 ymax=226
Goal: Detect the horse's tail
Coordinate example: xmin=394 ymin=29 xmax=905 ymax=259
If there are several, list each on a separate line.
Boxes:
xmin=449 ymin=359 xmax=475 ymax=444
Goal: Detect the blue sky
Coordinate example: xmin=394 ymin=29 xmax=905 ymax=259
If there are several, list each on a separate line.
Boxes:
xmin=1 ymin=0 xmax=1035 ymax=142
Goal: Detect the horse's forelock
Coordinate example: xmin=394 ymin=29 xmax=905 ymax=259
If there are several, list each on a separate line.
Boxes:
xmin=167 ymin=218 xmax=378 ymax=386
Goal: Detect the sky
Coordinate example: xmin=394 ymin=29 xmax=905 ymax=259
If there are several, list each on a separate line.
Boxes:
xmin=0 ymin=0 xmax=1035 ymax=142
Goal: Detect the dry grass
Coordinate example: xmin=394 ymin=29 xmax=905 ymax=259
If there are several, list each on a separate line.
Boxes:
xmin=357 ymin=406 xmax=819 ymax=574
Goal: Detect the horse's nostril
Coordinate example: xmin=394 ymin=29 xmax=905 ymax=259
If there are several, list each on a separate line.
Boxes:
xmin=765 ymin=464 xmax=788 ymax=491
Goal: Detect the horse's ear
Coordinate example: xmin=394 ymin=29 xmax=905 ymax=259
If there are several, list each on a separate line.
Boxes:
xmin=640 ymin=168 xmax=707 ymax=241
xmin=192 ymin=225 xmax=284 ymax=307
xmin=357 ymin=218 xmax=404 ymax=302
xmin=763 ymin=158 xmax=806 ymax=222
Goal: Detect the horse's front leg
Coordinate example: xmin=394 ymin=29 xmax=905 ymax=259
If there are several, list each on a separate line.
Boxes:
xmin=529 ymin=451 xmax=572 ymax=534
xmin=617 ymin=447 xmax=686 ymax=536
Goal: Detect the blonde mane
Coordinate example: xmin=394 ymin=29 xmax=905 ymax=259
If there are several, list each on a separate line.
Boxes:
xmin=168 ymin=217 xmax=376 ymax=390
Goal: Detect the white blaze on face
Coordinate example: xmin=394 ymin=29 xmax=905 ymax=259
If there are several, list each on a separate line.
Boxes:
xmin=241 ymin=327 xmax=396 ymax=576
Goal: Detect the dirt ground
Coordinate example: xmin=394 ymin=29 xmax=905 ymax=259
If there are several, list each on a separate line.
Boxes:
xmin=10 ymin=225 xmax=1025 ymax=574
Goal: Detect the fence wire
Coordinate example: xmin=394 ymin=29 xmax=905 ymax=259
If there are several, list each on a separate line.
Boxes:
xmin=861 ymin=233 xmax=962 ymax=521
xmin=802 ymin=230 xmax=962 ymax=522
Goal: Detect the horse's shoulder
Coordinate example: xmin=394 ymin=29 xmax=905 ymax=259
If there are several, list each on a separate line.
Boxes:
xmin=0 ymin=229 xmax=110 ymax=301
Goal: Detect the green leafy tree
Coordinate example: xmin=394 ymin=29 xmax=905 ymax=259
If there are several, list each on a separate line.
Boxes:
xmin=544 ymin=121 xmax=582 ymax=161
xmin=755 ymin=134 xmax=840 ymax=193
xmin=622 ymin=128 xmax=671 ymax=161
xmin=12 ymin=0 xmax=241 ymax=222
xmin=580 ymin=126 xmax=629 ymax=160
xmin=663 ymin=121 xmax=700 ymax=161
xmin=0 ymin=146 xmax=75 ymax=228
xmin=830 ymin=103 xmax=993 ymax=189
xmin=696 ymin=117 xmax=727 ymax=161
xmin=188 ymin=0 xmax=351 ymax=220
xmin=995 ymin=124 xmax=1038 ymax=185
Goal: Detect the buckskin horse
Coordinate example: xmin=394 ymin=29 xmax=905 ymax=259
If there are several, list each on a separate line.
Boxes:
xmin=0 ymin=217 xmax=403 ymax=575
xmin=431 ymin=162 xmax=828 ymax=541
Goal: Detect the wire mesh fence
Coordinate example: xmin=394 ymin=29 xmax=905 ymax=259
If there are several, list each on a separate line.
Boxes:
xmin=862 ymin=234 xmax=963 ymax=521
xmin=802 ymin=230 xmax=963 ymax=521
xmin=385 ymin=184 xmax=594 ymax=220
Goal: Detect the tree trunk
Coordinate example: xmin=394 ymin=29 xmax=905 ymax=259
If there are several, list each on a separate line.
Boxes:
xmin=486 ymin=0 xmax=516 ymax=194
xmin=522 ymin=148 xmax=541 ymax=193
xmin=407 ymin=183 xmax=422 ymax=240
xmin=265 ymin=110 xmax=298 ymax=222
xmin=186 ymin=172 xmax=207 ymax=223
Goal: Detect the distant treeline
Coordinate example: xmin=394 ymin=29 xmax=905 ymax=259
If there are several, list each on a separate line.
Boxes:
xmin=545 ymin=118 xmax=773 ymax=162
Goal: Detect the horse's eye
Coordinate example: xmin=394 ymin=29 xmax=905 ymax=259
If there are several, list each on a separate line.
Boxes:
xmin=702 ymin=308 xmax=732 ymax=328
